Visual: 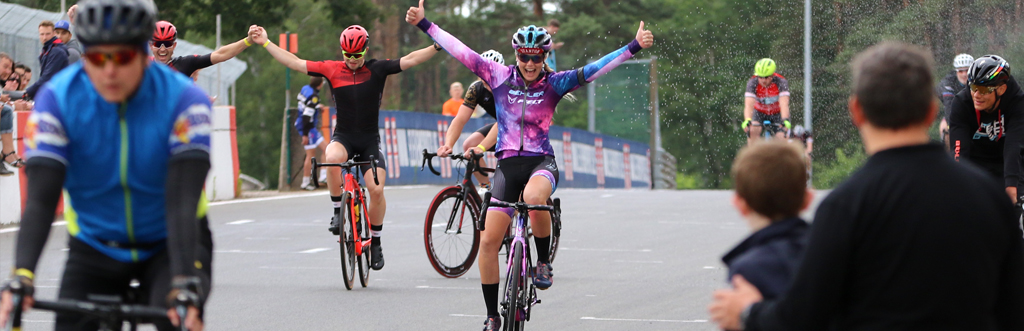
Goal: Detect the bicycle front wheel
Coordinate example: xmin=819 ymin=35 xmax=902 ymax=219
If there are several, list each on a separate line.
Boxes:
xmin=503 ymin=240 xmax=525 ymax=331
xmin=358 ymin=189 xmax=371 ymax=287
xmin=424 ymin=186 xmax=481 ymax=278
xmin=339 ymin=192 xmax=356 ymax=290
xmin=546 ymin=198 xmax=561 ymax=264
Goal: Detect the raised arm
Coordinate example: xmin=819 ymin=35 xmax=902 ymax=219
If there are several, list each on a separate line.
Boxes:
xmin=400 ymin=44 xmax=442 ymax=71
xmin=551 ymin=22 xmax=653 ymax=95
xmin=252 ymin=26 xmax=308 ymax=74
xmin=209 ymin=29 xmax=257 ymax=65
xmin=407 ymin=0 xmax=508 ymax=87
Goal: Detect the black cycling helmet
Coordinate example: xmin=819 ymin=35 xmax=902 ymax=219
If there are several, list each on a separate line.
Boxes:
xmin=967 ymin=55 xmax=1011 ymax=87
xmin=75 ymin=0 xmax=157 ymax=47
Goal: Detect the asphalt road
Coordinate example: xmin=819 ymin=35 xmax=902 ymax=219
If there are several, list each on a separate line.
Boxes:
xmin=0 ymin=187 xmax=826 ymax=330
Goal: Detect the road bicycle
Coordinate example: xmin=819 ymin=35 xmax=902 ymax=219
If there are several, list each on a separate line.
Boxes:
xmin=311 ymin=155 xmax=379 ymax=290
xmin=479 ymin=192 xmax=558 ymax=331
xmin=421 ymin=150 xmax=562 ymax=279
xmin=747 ymin=119 xmax=787 ymax=141
xmin=4 ymin=281 xmax=182 ymax=331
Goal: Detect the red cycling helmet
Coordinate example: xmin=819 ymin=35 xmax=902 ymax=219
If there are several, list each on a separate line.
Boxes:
xmin=340 ymin=25 xmax=369 ymax=53
xmin=153 ymin=21 xmax=177 ymax=41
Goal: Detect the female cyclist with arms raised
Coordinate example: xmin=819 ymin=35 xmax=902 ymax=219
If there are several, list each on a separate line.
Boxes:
xmin=407 ymin=1 xmax=654 ymax=329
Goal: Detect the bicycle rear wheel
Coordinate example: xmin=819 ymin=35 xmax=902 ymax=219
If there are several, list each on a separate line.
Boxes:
xmin=357 ymin=189 xmax=371 ymax=287
xmin=339 ymin=192 xmax=356 ymax=290
xmin=424 ymin=186 xmax=481 ymax=278
xmin=503 ymin=240 xmax=525 ymax=331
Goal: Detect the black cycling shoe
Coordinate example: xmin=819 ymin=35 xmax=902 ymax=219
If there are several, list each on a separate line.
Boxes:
xmin=370 ymin=244 xmax=385 ymax=270
xmin=482 ymin=315 xmax=501 ymax=331
xmin=329 ymin=216 xmax=339 ymax=235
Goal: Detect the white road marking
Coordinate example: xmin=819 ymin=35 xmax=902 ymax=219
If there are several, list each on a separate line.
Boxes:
xmin=245 ymin=237 xmax=291 ymax=240
xmin=450 ymin=314 xmax=488 ymax=318
xmin=613 ymin=260 xmax=663 ymax=264
xmin=227 ymin=220 xmax=254 ymax=225
xmin=0 ymin=221 xmax=66 ymax=234
xmin=600 ymin=194 xmax=615 ymax=198
xmin=259 ymin=266 xmax=337 ymax=270
xmin=703 ymin=266 xmax=717 ymax=269
xmin=561 ymin=247 xmax=651 ymax=252
xmin=299 ymin=247 xmax=331 ymax=254
xmin=580 ymin=317 xmax=708 ymax=323
xmin=416 ymin=285 xmax=477 ymax=290
xmin=206 ymin=185 xmax=433 ymax=207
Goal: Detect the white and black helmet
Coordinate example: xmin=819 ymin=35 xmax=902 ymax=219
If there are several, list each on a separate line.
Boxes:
xmin=954 ymin=53 xmax=975 ymax=69
xmin=481 ymin=50 xmax=505 ymax=65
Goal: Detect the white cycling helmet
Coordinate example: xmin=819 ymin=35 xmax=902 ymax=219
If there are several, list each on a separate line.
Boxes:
xmin=954 ymin=53 xmax=974 ymax=69
xmin=481 ymin=49 xmax=505 ymax=65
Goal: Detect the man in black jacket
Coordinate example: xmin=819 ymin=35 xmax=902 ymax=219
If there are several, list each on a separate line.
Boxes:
xmin=24 ymin=20 xmax=68 ymax=100
xmin=948 ymin=55 xmax=1024 ymax=204
xmin=709 ymin=41 xmax=1024 ymax=331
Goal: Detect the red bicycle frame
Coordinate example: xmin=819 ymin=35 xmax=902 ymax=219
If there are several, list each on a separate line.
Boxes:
xmin=343 ymin=172 xmax=372 ymax=256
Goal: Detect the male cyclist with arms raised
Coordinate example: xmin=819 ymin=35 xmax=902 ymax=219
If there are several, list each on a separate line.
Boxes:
xmin=150 ymin=20 xmax=255 ymax=78
xmin=743 ymin=58 xmax=791 ymax=145
xmin=436 ymin=50 xmax=505 ymax=192
xmin=251 ymin=23 xmax=441 ymax=270
xmin=408 ymin=0 xmax=654 ymax=329
xmin=0 ymin=1 xmax=211 ymax=330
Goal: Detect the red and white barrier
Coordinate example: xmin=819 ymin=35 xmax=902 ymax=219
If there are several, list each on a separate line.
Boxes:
xmin=562 ymin=132 xmax=574 ymax=181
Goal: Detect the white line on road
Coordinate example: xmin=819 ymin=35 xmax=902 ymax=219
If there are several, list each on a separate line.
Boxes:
xmin=561 ymin=247 xmax=651 ymax=252
xmin=613 ymin=260 xmax=663 ymax=264
xmin=245 ymin=237 xmax=291 ymax=240
xmin=206 ymin=185 xmax=434 ymax=207
xmin=227 ymin=220 xmax=254 ymax=225
xmin=416 ymin=285 xmax=477 ymax=290
xmin=450 ymin=314 xmax=488 ymax=318
xmin=580 ymin=317 xmax=708 ymax=323
xmin=259 ymin=266 xmax=337 ymax=270
xmin=0 ymin=221 xmax=66 ymax=234
xmin=299 ymin=248 xmax=331 ymax=254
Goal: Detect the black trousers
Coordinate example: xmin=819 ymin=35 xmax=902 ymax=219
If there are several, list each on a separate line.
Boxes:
xmin=55 ymin=218 xmax=213 ymax=331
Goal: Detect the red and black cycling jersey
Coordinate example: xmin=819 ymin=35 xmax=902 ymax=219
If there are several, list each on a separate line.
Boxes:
xmin=306 ymin=59 xmax=402 ymax=133
xmin=462 ymin=80 xmax=497 ymax=119
xmin=168 ymin=54 xmax=213 ymax=78
xmin=745 ymin=74 xmax=790 ymax=115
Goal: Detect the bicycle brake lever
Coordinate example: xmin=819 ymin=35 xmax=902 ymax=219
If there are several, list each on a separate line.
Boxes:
xmin=479 ymin=192 xmax=491 ymax=232
xmin=310 ymin=157 xmax=320 ymax=189
xmin=371 ymin=157 xmax=380 ymax=185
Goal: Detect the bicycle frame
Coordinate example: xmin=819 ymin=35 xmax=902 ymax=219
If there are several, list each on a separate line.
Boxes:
xmin=311 ymin=156 xmax=379 ymax=256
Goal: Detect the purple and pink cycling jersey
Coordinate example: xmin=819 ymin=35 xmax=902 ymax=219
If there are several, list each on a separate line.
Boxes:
xmin=417 ymin=19 xmax=643 ymax=160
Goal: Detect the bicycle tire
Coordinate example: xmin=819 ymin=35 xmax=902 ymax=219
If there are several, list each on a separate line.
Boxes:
xmin=423 ymin=186 xmax=481 ymax=278
xmin=546 ymin=198 xmax=561 ymax=264
xmin=503 ymin=240 xmax=525 ymax=331
xmin=357 ymin=189 xmax=371 ymax=287
xmin=339 ymin=192 xmax=355 ymax=290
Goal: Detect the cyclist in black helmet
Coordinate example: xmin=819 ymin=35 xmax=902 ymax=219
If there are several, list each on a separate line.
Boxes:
xmin=949 ymin=55 xmax=1024 ymax=204
xmin=0 ymin=0 xmax=212 ymax=329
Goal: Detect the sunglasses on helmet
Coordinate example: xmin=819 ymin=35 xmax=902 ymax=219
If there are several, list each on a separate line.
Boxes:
xmin=151 ymin=40 xmax=174 ymax=48
xmin=343 ymin=49 xmax=367 ymax=60
xmin=970 ymin=84 xmax=999 ymax=95
xmin=83 ymin=49 xmax=141 ymax=67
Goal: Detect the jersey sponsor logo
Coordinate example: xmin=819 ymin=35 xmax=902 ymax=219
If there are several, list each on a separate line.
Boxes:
xmin=507 ymin=95 xmax=543 ymax=105
xmin=171 ymin=104 xmax=212 ymax=145
xmin=25 ymin=112 xmax=68 ymax=150
xmin=973 ymin=115 xmax=1004 ymax=141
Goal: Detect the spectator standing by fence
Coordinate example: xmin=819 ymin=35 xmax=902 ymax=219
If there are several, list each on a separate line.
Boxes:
xmin=24 ymin=20 xmax=68 ymax=100
xmin=54 ymin=20 xmax=82 ymax=63
xmin=442 ymin=82 xmax=463 ymax=117
xmin=544 ymin=19 xmax=565 ymax=71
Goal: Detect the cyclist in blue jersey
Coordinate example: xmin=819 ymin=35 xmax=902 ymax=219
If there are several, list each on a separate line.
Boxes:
xmin=298 ymin=76 xmax=328 ymax=190
xmin=408 ymin=1 xmax=654 ymax=329
xmin=0 ymin=1 xmax=211 ymax=330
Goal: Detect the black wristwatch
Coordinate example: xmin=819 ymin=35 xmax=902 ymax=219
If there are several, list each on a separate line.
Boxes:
xmin=433 ymin=42 xmax=443 ymax=51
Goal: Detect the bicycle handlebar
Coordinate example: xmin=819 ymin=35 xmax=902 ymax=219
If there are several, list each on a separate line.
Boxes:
xmin=32 ymin=299 xmax=170 ymax=320
xmin=420 ymin=149 xmax=491 ymax=177
xmin=477 ymin=191 xmax=555 ymax=233
xmin=310 ymin=156 xmax=380 ymax=188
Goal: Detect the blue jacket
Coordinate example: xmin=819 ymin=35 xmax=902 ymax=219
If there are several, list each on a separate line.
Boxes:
xmin=721 ymin=217 xmax=809 ymax=300
xmin=25 ymin=36 xmax=69 ymax=99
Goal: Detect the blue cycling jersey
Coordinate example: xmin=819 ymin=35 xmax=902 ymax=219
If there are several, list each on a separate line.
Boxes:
xmin=24 ymin=62 xmax=213 ymax=263
xmin=294 ymin=84 xmax=321 ymax=134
